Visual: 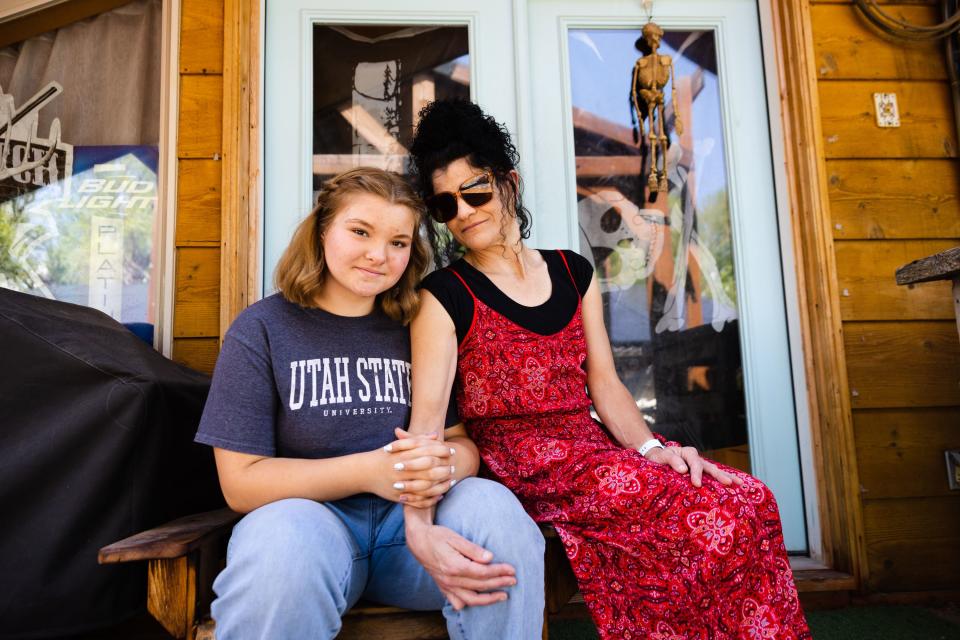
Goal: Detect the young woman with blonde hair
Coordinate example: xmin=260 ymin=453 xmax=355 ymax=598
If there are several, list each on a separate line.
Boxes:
xmin=194 ymin=167 xmax=545 ymax=639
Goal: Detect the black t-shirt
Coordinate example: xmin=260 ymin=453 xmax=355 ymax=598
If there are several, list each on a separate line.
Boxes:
xmin=420 ymin=249 xmax=594 ymax=344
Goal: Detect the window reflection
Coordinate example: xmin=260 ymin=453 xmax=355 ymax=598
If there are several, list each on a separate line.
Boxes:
xmin=0 ymin=0 xmax=161 ymax=333
xmin=570 ymin=29 xmax=748 ymax=471
xmin=312 ymin=25 xmax=470 ymax=190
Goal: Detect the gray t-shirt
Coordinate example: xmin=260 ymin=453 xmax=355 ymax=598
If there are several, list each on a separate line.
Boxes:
xmin=195 ymin=294 xmax=451 ymax=459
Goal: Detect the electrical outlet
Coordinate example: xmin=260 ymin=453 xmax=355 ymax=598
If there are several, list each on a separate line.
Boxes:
xmin=946 ymin=450 xmax=960 ymax=491
xmin=873 ymin=92 xmax=900 ymax=128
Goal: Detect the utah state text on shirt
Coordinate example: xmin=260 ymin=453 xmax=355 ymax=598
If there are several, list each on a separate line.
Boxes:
xmin=288 ymin=357 xmax=411 ymax=411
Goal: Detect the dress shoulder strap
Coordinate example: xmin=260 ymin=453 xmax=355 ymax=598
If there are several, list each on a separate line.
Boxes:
xmin=557 ymin=250 xmax=580 ymax=299
xmin=445 ymin=266 xmax=477 ymax=300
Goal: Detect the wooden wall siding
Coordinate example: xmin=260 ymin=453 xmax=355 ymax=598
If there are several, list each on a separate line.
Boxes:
xmin=863 ymin=497 xmax=960 ymax=591
xmin=175 ymin=160 xmax=222 ymax=245
xmin=828 ymin=159 xmax=960 ymax=239
xmin=173 ymin=0 xmax=225 ymax=374
xmin=179 ymin=0 xmax=224 ymax=74
xmin=172 ymin=337 xmax=221 ymax=375
xmin=856 ymin=408 xmax=960 ymax=499
xmin=177 ymin=76 xmax=224 ymax=158
xmin=812 ymin=0 xmax=960 ymax=593
xmin=812 ymin=5 xmax=947 ymax=80
xmin=844 ymin=321 xmax=960 ymax=409
xmin=173 ymin=247 xmax=221 ymax=338
xmin=819 ymin=81 xmax=957 ymax=158
xmin=836 ymin=240 xmax=959 ymax=319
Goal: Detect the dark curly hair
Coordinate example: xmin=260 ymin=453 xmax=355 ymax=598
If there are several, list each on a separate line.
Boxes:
xmin=409 ymin=100 xmax=532 ymax=266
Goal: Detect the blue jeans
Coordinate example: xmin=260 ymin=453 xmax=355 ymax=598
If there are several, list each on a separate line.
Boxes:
xmin=210 ymin=477 xmax=545 ymax=639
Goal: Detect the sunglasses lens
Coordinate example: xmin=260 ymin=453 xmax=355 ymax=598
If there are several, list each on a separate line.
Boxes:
xmin=461 ymin=191 xmax=494 ymax=208
xmin=427 ymin=193 xmax=458 ymax=223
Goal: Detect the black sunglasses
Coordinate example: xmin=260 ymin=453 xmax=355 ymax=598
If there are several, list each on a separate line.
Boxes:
xmin=425 ymin=172 xmax=495 ymax=223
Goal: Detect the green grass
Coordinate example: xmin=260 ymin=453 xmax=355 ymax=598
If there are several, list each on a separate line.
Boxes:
xmin=546 ymin=606 xmax=960 ymax=639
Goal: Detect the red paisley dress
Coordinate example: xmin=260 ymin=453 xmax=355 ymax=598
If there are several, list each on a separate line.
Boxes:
xmin=446 ymin=255 xmax=810 ymax=640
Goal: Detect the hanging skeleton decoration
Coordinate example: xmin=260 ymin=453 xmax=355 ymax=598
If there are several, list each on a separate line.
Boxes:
xmin=630 ymin=21 xmax=683 ymax=195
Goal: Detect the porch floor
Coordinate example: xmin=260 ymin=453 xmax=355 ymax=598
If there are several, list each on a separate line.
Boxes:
xmin=62 ymin=601 xmax=960 ymax=640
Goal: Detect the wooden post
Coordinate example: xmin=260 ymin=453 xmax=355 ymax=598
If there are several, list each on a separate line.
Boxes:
xmin=221 ymin=0 xmax=262 ymax=336
xmin=768 ymin=0 xmax=866 ymax=582
xmin=147 ymin=555 xmax=197 ymax=639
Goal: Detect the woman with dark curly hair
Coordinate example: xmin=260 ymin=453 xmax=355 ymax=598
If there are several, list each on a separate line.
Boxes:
xmin=403 ymin=100 xmax=811 ymax=639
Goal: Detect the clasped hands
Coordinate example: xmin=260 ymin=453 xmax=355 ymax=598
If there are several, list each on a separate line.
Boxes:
xmin=368 ymin=427 xmax=457 ymax=508
xmin=370 ymin=428 xmax=516 ymax=609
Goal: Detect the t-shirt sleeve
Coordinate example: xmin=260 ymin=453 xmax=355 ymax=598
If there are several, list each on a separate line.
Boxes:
xmin=419 ymin=268 xmax=475 ymax=344
xmin=195 ymin=319 xmax=278 ymax=456
xmin=563 ymin=250 xmax=595 ymax=297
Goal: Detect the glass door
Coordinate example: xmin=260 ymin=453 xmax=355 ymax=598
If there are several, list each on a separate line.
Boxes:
xmin=264 ymin=0 xmax=518 ymax=281
xmin=526 ymin=0 xmax=808 ymax=552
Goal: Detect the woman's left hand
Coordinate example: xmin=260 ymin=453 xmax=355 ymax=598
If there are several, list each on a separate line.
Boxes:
xmin=644 ymin=446 xmax=744 ymax=488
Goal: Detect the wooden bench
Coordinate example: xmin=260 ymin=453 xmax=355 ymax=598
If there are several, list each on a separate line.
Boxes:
xmin=98 ymin=509 xmax=578 ymax=640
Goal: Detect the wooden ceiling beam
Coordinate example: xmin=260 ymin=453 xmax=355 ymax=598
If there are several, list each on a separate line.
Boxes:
xmin=0 ymin=0 xmax=135 ymax=49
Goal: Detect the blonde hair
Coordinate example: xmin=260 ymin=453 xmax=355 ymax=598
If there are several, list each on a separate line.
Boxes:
xmin=274 ymin=167 xmax=429 ymax=324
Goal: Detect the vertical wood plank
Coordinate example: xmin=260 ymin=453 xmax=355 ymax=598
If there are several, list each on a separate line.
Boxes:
xmin=172 ymin=337 xmax=219 ymax=375
xmin=180 ymin=0 xmax=224 ymax=74
xmin=174 ymin=248 xmax=221 ymax=338
xmin=178 ymin=75 xmax=224 ymax=158
xmin=176 ymin=159 xmax=222 ymax=245
xmin=220 ymin=0 xmax=261 ymax=340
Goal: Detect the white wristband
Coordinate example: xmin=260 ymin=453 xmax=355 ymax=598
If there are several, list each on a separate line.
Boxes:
xmin=637 ymin=438 xmax=665 ymax=458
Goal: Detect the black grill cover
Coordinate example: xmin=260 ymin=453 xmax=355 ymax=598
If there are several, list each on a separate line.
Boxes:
xmin=0 ymin=288 xmax=225 ymax=639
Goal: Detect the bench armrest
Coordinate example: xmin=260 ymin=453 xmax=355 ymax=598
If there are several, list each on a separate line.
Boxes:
xmin=98 ymin=508 xmax=240 ymax=564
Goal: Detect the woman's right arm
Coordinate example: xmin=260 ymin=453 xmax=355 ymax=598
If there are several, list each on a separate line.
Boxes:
xmin=402 ymin=289 xmax=511 ymax=610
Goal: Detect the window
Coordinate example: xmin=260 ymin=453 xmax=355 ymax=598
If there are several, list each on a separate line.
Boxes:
xmin=0 ymin=0 xmax=165 ymax=344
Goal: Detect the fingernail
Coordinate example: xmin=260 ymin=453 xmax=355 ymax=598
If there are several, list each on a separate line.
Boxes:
xmin=450 ymin=447 xmax=456 ymax=455
xmin=383 ymin=444 xmax=393 ymax=452
xmin=399 ymin=495 xmax=408 ymax=502
xmin=679 ymin=465 xmax=688 ymax=472
xmin=393 ymin=482 xmax=405 ymax=490
xmin=482 ymin=550 xmax=493 ymax=561
xmin=393 ymin=462 xmax=405 ymax=471
xmin=450 ymin=478 xmax=457 ymax=487
xmin=450 ymin=465 xmax=456 ymax=475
